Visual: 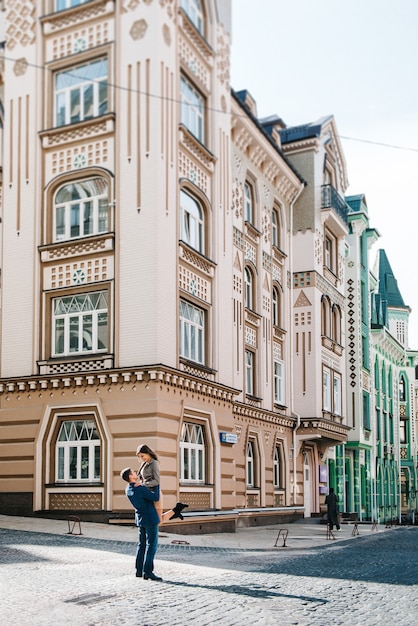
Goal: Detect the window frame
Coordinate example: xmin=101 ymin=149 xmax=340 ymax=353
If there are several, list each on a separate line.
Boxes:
xmin=246 ymin=440 xmax=255 ymax=487
xmin=54 ymin=57 xmax=108 ymax=128
xmin=324 ymin=230 xmax=337 ymax=274
xmin=273 ymin=445 xmax=284 ymax=489
xmin=55 ymin=418 xmax=101 ymax=483
xmin=180 ymin=75 xmax=205 ymax=143
xmin=244 ymin=266 xmax=254 ymax=310
xmin=52 ymin=290 xmax=109 ymax=358
xmin=245 ymin=349 xmax=255 ymax=397
xmin=180 ymin=421 xmax=205 ymax=483
xmin=180 ymin=0 xmax=204 ymax=34
xmin=272 ymin=286 xmax=281 ymax=327
xmin=53 ymin=177 xmax=109 ymax=242
xmin=274 ymin=359 xmax=285 ymax=405
xmin=179 ymin=300 xmax=205 ymax=365
xmin=180 ymin=190 xmax=204 ymax=253
xmin=244 ymin=181 xmax=254 ymax=224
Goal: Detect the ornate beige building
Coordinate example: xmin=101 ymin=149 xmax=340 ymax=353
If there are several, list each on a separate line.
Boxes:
xmin=0 ymin=0 xmax=351 ymax=528
xmin=0 ymin=0 xmax=300 ymax=525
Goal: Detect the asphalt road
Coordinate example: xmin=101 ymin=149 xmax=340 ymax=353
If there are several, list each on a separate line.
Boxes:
xmin=1 ymin=525 xmax=417 ymax=626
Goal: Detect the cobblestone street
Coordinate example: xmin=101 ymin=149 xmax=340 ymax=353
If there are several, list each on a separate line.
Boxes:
xmin=0 ymin=522 xmax=417 ymax=626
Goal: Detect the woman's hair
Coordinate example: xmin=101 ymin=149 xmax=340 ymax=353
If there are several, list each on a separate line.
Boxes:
xmin=136 ymin=444 xmax=158 ymax=460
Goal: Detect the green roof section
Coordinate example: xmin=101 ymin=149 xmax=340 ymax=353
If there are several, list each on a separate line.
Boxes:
xmin=376 ymin=249 xmax=408 ymax=309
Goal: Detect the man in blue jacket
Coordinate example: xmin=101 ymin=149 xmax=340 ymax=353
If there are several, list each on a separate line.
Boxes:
xmin=120 ymin=467 xmax=163 ymax=581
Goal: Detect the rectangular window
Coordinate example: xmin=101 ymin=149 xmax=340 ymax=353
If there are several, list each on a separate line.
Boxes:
xmin=55 ymin=58 xmax=108 ymax=127
xmin=363 ymin=392 xmax=371 ymax=430
xmin=179 ymin=300 xmax=204 ymax=364
xmin=53 ymin=291 xmax=108 ymax=357
xmin=333 ymin=373 xmax=341 ymax=415
xmin=245 ymin=350 xmax=254 ymax=396
xmin=323 ymin=367 xmax=331 ymax=412
xmin=274 ymin=359 xmax=285 ymax=405
xmin=324 ymin=231 xmax=337 ymax=273
xmin=180 ymin=76 xmax=204 ymax=142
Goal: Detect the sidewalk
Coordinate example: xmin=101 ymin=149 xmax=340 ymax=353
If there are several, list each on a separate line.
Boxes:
xmin=0 ymin=514 xmax=386 ymax=551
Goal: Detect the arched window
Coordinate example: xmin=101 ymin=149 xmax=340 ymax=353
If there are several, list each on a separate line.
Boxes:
xmin=246 ymin=440 xmax=255 ymax=487
xmin=332 ymin=304 xmax=341 ymax=344
xmin=180 ymin=0 xmax=204 ymax=34
xmin=272 ymin=286 xmax=281 ymax=327
xmin=273 ymin=446 xmax=283 ymax=489
xmin=321 ymin=295 xmax=331 ymax=337
xmin=56 ymin=419 xmax=100 ymax=482
xmin=244 ymin=267 xmax=254 ymax=310
xmin=54 ymin=177 xmax=109 ymax=242
xmin=180 ymin=190 xmax=204 ymax=253
xmin=180 ymin=422 xmax=205 ymax=482
xmin=272 ymin=207 xmax=281 ymax=248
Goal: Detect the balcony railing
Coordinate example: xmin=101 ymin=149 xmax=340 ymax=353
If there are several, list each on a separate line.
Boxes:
xmin=321 ymin=185 xmax=349 ymax=224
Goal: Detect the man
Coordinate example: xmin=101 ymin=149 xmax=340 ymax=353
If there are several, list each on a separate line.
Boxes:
xmin=325 ymin=487 xmax=341 ymax=531
xmin=120 ymin=467 xmax=163 ymax=581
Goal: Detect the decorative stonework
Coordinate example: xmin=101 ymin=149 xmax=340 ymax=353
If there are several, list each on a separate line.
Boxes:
xmin=232 ymin=180 xmax=243 ymax=219
xmin=245 ymin=241 xmax=256 ymax=264
xmin=48 ymin=257 xmax=109 ymax=289
xmin=51 ymin=140 xmax=109 ymax=175
xmin=130 ymin=19 xmax=148 ymax=40
xmin=162 ymin=23 xmax=171 ymax=45
xmin=50 ymin=21 xmax=109 ymax=60
xmin=178 ymin=150 xmax=209 ymax=196
xmin=294 ymin=290 xmax=312 ymax=307
xmin=13 ymin=58 xmax=29 ymax=76
xmin=179 ymin=265 xmax=210 ymax=302
xmin=43 ymin=1 xmax=110 ymax=34
xmin=43 ymin=119 xmax=111 ymax=148
xmin=49 ymin=492 xmax=102 ymax=510
xmin=6 ymin=0 xmax=36 ymax=50
xmin=216 ymin=33 xmax=230 ymax=87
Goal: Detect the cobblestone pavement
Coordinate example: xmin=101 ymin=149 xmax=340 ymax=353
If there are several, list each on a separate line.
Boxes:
xmin=0 ymin=524 xmax=417 ymax=626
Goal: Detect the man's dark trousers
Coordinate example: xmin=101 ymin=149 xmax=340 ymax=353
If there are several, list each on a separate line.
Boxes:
xmin=136 ymin=524 xmax=159 ymax=577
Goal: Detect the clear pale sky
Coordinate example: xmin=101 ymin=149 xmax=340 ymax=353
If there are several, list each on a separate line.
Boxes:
xmin=231 ymin=0 xmax=418 ymax=348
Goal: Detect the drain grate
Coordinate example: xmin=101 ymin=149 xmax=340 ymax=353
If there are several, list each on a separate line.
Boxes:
xmin=64 ymin=592 xmax=117 ymax=606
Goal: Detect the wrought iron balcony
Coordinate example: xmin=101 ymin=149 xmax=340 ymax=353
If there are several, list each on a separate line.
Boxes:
xmin=321 ymin=185 xmax=349 ymax=224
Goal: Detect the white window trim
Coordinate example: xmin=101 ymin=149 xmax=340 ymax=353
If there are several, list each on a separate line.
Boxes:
xmin=56 ymin=419 xmax=100 ymax=482
xmin=179 ymin=300 xmax=205 ymax=364
xmin=54 ymin=178 xmax=109 ymax=242
xmin=180 ymin=422 xmax=205 ymax=483
xmin=180 ymin=190 xmax=204 ymax=253
xmin=52 ymin=291 xmax=108 ymax=357
xmin=180 ymin=76 xmax=204 ymax=142
xmin=54 ymin=58 xmax=108 ymax=127
xmin=274 ymin=359 xmax=285 ymax=405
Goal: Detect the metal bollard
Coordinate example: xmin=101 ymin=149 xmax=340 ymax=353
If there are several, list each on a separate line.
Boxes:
xmin=274 ymin=528 xmax=289 ymax=547
xmin=67 ymin=515 xmax=82 ymax=535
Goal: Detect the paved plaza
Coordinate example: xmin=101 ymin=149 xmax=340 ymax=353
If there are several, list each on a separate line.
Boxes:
xmin=0 ymin=515 xmax=417 ymax=626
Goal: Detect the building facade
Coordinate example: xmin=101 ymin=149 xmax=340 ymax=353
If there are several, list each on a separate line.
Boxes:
xmin=0 ymin=0 xmax=310 ymax=523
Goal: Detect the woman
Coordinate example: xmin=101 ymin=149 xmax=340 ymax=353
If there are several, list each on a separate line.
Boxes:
xmin=136 ymin=444 xmax=188 ymax=523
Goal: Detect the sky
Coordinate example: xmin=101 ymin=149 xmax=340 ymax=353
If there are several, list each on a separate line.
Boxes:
xmin=231 ymin=0 xmax=418 ymax=348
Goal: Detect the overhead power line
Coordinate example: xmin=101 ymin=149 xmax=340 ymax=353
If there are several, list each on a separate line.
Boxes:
xmin=2 ymin=54 xmax=418 ymax=155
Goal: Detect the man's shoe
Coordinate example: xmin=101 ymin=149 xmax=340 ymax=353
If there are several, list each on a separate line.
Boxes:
xmin=169 ymin=502 xmax=189 ymax=521
xmin=135 ymin=572 xmax=142 ymax=577
xmin=143 ymin=573 xmax=163 ymax=581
